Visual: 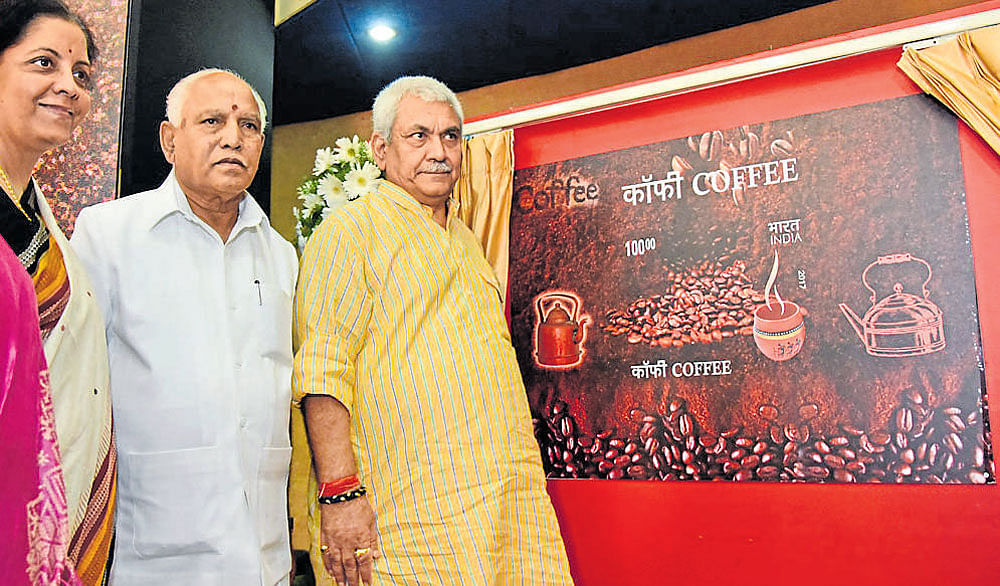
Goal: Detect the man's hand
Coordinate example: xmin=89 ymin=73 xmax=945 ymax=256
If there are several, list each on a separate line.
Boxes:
xmin=319 ymin=495 xmax=380 ymax=586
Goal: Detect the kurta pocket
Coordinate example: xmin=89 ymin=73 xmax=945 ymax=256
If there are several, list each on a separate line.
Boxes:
xmin=257 ymin=446 xmax=292 ymax=583
xmin=127 ymin=446 xmax=230 ymax=558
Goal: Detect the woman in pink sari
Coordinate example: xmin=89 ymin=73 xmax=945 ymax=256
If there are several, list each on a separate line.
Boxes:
xmin=0 ymin=239 xmax=79 ymax=585
xmin=1 ymin=1 xmax=112 ymax=584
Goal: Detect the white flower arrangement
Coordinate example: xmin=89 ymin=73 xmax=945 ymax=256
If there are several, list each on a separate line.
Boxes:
xmin=293 ymin=135 xmax=382 ymax=250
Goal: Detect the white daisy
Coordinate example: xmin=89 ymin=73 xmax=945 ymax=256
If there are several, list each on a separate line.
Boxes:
xmin=301 ymin=189 xmax=324 ymax=212
xmin=345 ymin=162 xmax=381 ymax=198
xmin=334 ymin=135 xmax=364 ymax=164
xmin=313 ymin=147 xmax=337 ymax=176
xmin=318 ymin=174 xmax=348 ymax=211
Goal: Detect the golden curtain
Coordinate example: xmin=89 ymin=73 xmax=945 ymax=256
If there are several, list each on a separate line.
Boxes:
xmin=454 ymin=129 xmax=515 ymax=294
xmin=898 ymin=24 xmax=1000 ymax=156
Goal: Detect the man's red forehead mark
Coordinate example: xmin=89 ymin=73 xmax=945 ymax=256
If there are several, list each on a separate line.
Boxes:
xmin=232 ymin=104 xmax=238 ymax=111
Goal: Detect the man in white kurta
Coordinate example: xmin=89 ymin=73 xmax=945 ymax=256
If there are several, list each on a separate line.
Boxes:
xmin=71 ymin=70 xmax=296 ymax=585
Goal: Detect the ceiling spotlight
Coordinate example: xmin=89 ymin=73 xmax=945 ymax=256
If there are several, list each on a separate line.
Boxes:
xmin=368 ymin=24 xmax=396 ymax=43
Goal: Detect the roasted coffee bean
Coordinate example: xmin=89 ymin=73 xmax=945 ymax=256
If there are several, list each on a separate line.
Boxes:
xmin=758 ymin=404 xmax=779 ymax=421
xmin=846 ymin=460 xmax=866 ymax=474
xmin=969 ymin=470 xmax=988 ymax=484
xmin=927 ymin=443 xmax=940 ymax=467
xmin=944 ymin=433 xmax=964 ymax=455
xmin=841 ymin=424 xmax=865 ymax=437
xmin=698 ymin=132 xmax=712 ymax=159
xmin=747 ymin=132 xmax=762 ymax=160
xmin=671 ymin=155 xmax=693 ymax=177
xmin=829 ymin=435 xmax=850 ymax=447
xmin=798 ymin=403 xmax=819 ymax=420
xmin=946 ymin=414 xmax=967 ymax=433
xmin=679 ymin=413 xmax=693 ymax=436
xmin=770 ymin=138 xmax=793 ymax=158
xmin=894 ymin=407 xmax=914 ymax=434
xmin=709 ymin=130 xmax=724 ymax=161
xmin=823 ymin=454 xmax=846 ymax=469
xmin=833 ymin=469 xmax=855 ymax=483
xmin=892 ymin=462 xmax=913 ymax=476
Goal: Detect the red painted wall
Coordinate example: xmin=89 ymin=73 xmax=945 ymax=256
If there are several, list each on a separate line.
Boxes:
xmin=514 ymin=25 xmax=1000 ymax=586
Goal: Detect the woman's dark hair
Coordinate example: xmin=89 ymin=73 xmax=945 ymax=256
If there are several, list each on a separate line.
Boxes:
xmin=0 ymin=0 xmax=99 ymax=62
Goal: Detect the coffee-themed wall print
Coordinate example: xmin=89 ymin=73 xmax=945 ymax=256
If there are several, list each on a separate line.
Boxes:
xmin=510 ymin=94 xmax=993 ymax=485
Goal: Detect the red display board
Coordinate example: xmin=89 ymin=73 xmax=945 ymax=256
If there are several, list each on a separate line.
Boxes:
xmin=512 ymin=38 xmax=1000 ymax=586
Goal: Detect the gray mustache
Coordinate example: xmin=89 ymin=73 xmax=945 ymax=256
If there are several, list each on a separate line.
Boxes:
xmin=420 ymin=162 xmax=453 ymax=173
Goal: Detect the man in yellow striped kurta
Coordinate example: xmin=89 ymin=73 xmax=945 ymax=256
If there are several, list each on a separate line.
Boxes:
xmin=293 ymin=76 xmax=574 ymax=586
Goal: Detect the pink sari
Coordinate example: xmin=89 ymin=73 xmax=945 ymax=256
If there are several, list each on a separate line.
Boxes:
xmin=0 ymin=240 xmax=79 ymax=586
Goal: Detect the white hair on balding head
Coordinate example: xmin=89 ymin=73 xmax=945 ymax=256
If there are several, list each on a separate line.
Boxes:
xmin=165 ymin=68 xmax=268 ymax=132
xmin=372 ymin=76 xmax=463 ymax=143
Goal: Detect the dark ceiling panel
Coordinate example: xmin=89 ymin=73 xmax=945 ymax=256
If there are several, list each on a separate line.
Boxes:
xmin=274 ymin=0 xmax=833 ymax=126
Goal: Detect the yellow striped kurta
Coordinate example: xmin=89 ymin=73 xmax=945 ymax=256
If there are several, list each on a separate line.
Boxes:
xmin=293 ymin=180 xmax=574 ymax=585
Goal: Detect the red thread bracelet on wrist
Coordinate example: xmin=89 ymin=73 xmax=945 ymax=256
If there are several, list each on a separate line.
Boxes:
xmin=318 ymin=474 xmax=362 ymax=499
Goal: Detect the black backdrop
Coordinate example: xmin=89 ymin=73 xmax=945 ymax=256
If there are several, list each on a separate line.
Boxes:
xmin=119 ymin=0 xmax=275 ymax=213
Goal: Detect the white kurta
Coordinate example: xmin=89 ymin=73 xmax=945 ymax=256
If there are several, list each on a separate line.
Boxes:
xmin=71 ymin=173 xmax=297 ymax=585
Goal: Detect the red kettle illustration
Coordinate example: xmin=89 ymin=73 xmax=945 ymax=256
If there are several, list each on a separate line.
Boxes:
xmin=534 ymin=292 xmax=589 ymax=368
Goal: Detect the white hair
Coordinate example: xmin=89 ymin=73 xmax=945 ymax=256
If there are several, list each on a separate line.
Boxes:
xmin=165 ymin=68 xmax=268 ymax=132
xmin=372 ymin=76 xmax=463 ymax=142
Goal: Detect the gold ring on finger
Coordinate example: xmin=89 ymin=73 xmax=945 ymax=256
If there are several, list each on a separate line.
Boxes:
xmin=320 ymin=545 xmax=330 ymax=553
xmin=353 ymin=547 xmax=370 ymax=558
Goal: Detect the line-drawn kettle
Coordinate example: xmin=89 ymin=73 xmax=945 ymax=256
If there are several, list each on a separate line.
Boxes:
xmin=839 ymin=252 xmax=945 ymax=357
